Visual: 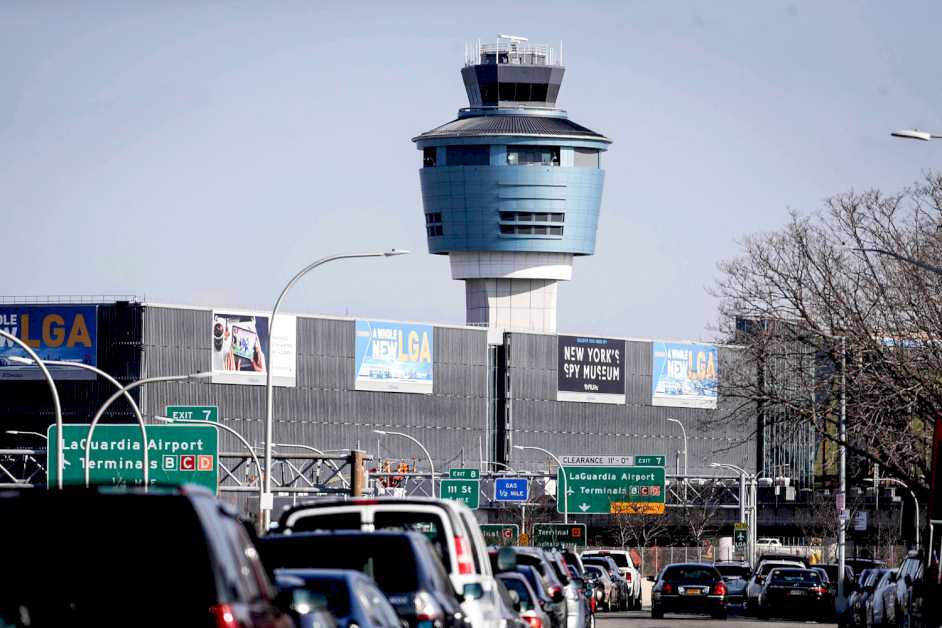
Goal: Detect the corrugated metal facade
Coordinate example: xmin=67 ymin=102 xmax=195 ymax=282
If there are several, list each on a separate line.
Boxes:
xmin=140 ymin=306 xmax=490 ymax=467
xmin=504 ymin=332 xmax=756 ymax=475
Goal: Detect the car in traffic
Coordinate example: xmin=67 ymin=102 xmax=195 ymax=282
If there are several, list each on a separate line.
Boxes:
xmin=498 ymin=572 xmax=554 ymax=628
xmin=513 ymin=549 xmax=569 ymax=628
xmin=714 ymin=561 xmax=751 ymax=609
xmin=277 ymin=497 xmax=501 ymax=628
xmin=257 ymin=530 xmax=472 ymax=628
xmin=865 ymin=569 xmax=897 ymax=628
xmin=273 ymin=568 xmax=402 ymax=628
xmin=580 ymin=555 xmax=629 ymax=611
xmin=516 ymin=564 xmax=567 ymax=628
xmin=649 ymin=563 xmax=728 ymax=620
xmin=880 ymin=551 xmax=924 ymax=627
xmin=0 ymin=486 xmax=292 ymax=628
xmin=494 ymin=578 xmax=530 ymax=628
xmin=744 ymin=559 xmax=805 ymax=613
xmin=580 ymin=550 xmax=642 ymax=609
xmin=581 ymin=564 xmax=617 ymax=612
xmin=846 ymin=568 xmax=890 ymax=628
xmin=757 ymin=568 xmax=830 ymax=620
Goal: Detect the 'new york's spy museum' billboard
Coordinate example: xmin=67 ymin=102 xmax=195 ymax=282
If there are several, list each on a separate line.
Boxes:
xmin=355 ymin=320 xmax=433 ymax=394
xmin=557 ymin=335 xmax=625 ymax=404
xmin=0 ymin=305 xmax=98 ymax=380
xmin=652 ymin=341 xmax=718 ymax=409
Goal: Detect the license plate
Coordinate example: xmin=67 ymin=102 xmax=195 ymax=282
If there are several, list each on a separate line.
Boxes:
xmin=685 ymin=589 xmax=702 ymax=596
xmin=788 ymin=590 xmax=806 ymax=596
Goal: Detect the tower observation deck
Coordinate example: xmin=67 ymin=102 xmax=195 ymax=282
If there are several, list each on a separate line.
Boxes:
xmin=413 ymin=35 xmax=611 ymax=332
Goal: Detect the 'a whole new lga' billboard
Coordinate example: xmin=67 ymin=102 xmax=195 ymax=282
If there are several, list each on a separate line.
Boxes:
xmin=355 ymin=319 xmax=433 ymax=394
xmin=652 ymin=341 xmax=718 ymax=409
xmin=0 ymin=305 xmax=98 ymax=380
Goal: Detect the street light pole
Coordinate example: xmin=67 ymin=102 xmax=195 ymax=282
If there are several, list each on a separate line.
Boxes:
xmin=263 ymin=249 xmax=408 ymax=529
xmin=85 ymin=372 xmax=211 ymax=487
xmin=514 ymin=444 xmax=568 ymax=524
xmin=866 ymin=477 xmax=920 ymax=548
xmin=5 ymin=430 xmax=48 ymax=441
xmin=667 ymin=417 xmax=688 ymax=501
xmin=838 ymin=334 xmax=847 ymax=611
xmin=374 ymin=429 xmax=435 ymax=497
xmin=10 ymin=356 xmax=151 ymax=489
xmin=0 ymin=330 xmax=64 ymax=488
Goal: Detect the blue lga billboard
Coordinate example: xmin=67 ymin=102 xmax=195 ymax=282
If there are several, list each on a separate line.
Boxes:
xmin=0 ymin=305 xmax=98 ymax=380
xmin=355 ymin=320 xmax=433 ymax=394
xmin=651 ymin=341 xmax=718 ymax=409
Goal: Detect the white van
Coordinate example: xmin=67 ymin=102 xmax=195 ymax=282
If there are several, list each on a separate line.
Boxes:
xmin=277 ymin=497 xmax=502 ymax=628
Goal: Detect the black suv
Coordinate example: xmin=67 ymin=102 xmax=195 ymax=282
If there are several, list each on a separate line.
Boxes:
xmin=0 ymin=486 xmax=292 ymax=627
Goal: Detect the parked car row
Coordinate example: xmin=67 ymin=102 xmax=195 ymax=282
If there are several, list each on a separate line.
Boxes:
xmin=843 ymin=551 xmax=928 ymax=628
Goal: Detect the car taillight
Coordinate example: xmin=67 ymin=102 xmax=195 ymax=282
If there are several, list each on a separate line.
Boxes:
xmin=210 ymin=604 xmax=239 ymax=628
xmin=454 ymin=536 xmax=474 ymax=575
xmin=523 ymin=613 xmax=543 ymax=628
xmin=663 ymin=583 xmax=673 ymax=594
xmin=590 ymin=595 xmax=596 ymax=613
xmin=756 ymin=576 xmax=765 ymax=584
xmin=625 ymin=572 xmax=632 ymax=582
xmin=809 ymin=586 xmax=826 ymax=594
xmin=547 ymin=584 xmax=561 ymax=599
xmin=712 ymin=581 xmax=727 ymax=596
xmin=414 ymin=591 xmax=444 ymax=621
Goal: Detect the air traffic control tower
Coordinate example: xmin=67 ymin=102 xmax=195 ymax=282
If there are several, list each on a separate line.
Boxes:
xmin=413 ymin=36 xmax=611 ymax=333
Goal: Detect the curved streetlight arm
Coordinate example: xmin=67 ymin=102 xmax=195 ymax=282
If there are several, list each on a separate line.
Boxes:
xmin=85 ymin=372 xmax=211 ymax=487
xmin=374 ymin=430 xmax=435 ymax=497
xmin=157 ymin=416 xmax=265 ymax=532
xmin=11 ymin=356 xmax=151 ymax=490
xmin=483 ymin=460 xmax=519 ymax=474
xmin=0 ymin=330 xmax=64 ymax=488
xmin=5 ymin=430 xmax=48 ymax=441
xmin=867 ymin=477 xmax=920 ymax=548
xmin=264 ymin=249 xmax=408 ymax=528
xmin=514 ymin=444 xmax=568 ymax=524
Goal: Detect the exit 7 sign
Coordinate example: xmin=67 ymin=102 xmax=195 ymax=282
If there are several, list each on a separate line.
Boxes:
xmin=165 ymin=405 xmax=218 ymax=422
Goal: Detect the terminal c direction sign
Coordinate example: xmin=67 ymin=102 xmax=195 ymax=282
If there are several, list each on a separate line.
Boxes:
xmin=533 ymin=523 xmax=587 ymax=547
xmin=481 ymin=524 xmax=519 ymax=546
xmin=47 ymin=424 xmax=219 ymax=493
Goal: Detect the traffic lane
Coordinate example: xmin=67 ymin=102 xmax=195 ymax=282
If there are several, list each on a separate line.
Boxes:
xmin=597 ymin=610 xmax=838 ymax=628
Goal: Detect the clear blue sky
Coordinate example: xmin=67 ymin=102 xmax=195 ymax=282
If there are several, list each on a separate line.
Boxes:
xmin=3 ymin=1 xmax=940 ymax=340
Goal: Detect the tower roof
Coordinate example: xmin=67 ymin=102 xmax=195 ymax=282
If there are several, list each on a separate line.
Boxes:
xmin=413 ymin=114 xmax=609 ymax=143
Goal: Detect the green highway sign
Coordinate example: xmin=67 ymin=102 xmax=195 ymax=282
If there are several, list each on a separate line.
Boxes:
xmin=165 ymin=405 xmax=218 ymax=422
xmin=734 ymin=523 xmax=748 ymax=548
xmin=557 ymin=465 xmax=666 ymax=515
xmin=533 ymin=523 xmax=587 ymax=547
xmin=634 ymin=456 xmax=665 ymax=466
xmin=441 ymin=478 xmax=479 ymax=509
xmin=481 ymin=524 xmax=519 ymax=546
xmin=48 ymin=424 xmax=219 ymax=493
xmin=449 ymin=468 xmax=480 ymax=479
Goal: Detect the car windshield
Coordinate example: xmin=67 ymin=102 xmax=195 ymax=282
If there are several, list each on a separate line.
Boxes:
xmin=500 ymin=577 xmax=533 ymax=607
xmin=259 ymin=534 xmax=420 ymax=594
xmin=663 ymin=566 xmax=718 ymax=583
xmin=373 ymin=512 xmax=450 ymax=571
xmin=595 ymin=553 xmax=630 ymax=568
xmin=584 ymin=565 xmax=605 ymax=578
xmin=759 ymin=562 xmax=799 ymax=576
xmin=277 ymin=572 xmax=351 ymax=617
xmin=0 ymin=493 xmax=217 ymax=623
xmin=716 ymin=565 xmax=751 ymax=579
xmin=770 ymin=569 xmax=820 ymax=585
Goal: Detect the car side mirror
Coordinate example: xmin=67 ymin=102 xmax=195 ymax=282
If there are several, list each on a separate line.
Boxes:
xmin=551 ymin=589 xmax=565 ymax=604
xmin=889 ymin=573 xmax=898 ymax=583
xmin=904 ymin=574 xmax=913 ymax=587
xmin=647 ymin=576 xmax=656 ymax=583
xmin=508 ymin=589 xmax=521 ymax=612
xmin=497 ymin=547 xmax=518 ymax=572
xmin=462 ymin=583 xmax=484 ymax=601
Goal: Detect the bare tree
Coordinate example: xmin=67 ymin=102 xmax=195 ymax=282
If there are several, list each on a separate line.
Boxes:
xmin=711 ymin=173 xmax=942 ymax=499
xmin=671 ymin=481 xmax=726 ymax=546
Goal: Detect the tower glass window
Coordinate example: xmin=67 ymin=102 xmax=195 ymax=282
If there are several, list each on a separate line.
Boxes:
xmin=574 ymin=148 xmax=600 ymax=168
xmin=423 ymin=148 xmax=437 ymax=168
xmin=506 ymin=146 xmax=560 ymax=166
xmin=447 ymin=145 xmax=490 ymax=166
